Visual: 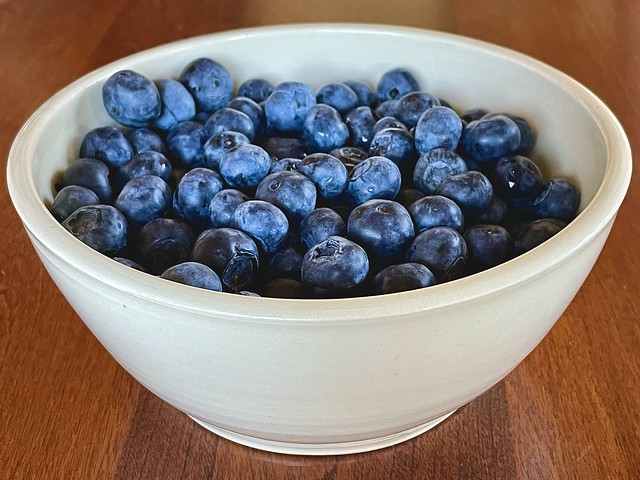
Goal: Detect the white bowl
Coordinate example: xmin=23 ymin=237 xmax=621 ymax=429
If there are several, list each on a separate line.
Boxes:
xmin=7 ymin=24 xmax=632 ymax=455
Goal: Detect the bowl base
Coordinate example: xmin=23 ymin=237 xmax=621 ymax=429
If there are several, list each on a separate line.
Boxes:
xmin=188 ymin=410 xmax=456 ymax=455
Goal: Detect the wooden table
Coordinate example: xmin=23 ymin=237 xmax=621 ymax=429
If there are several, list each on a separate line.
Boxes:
xmin=1 ymin=1 xmax=638 ymax=478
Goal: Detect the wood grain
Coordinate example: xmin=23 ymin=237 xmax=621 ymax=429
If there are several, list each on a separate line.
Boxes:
xmin=1 ymin=1 xmax=638 ymax=479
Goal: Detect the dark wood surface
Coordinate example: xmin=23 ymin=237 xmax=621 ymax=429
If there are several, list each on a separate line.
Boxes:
xmin=1 ymin=1 xmax=638 ymax=478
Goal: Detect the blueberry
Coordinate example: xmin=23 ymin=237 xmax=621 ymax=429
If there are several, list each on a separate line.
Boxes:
xmin=409 ymin=195 xmax=465 ymax=233
xmin=173 ymin=167 xmax=224 ymax=227
xmin=297 ymin=153 xmax=349 ymax=200
xmin=464 ymin=224 xmax=514 ymax=271
xmin=514 ymin=218 xmax=566 ymax=255
xmin=268 ymin=245 xmax=304 ymax=281
xmin=406 ymin=227 xmax=467 ymax=281
xmin=79 ymin=126 xmax=133 ymax=168
xmin=115 ymin=175 xmax=172 ymax=227
xmin=343 ymin=80 xmax=376 ymax=107
xmin=368 ymin=128 xmax=417 ymax=168
xmin=191 ymin=227 xmax=260 ymax=291
xmin=255 ymin=170 xmax=317 ymax=225
xmin=269 ymin=158 xmax=302 ymax=174
xmin=316 ymin=83 xmax=358 ymax=115
xmin=414 ymin=106 xmax=463 ymax=154
xmin=527 ymin=178 xmax=580 ymax=222
xmin=372 ymin=116 xmax=408 ymax=135
xmin=347 ymin=199 xmax=415 ymax=261
xmin=461 ymin=114 xmax=521 ymax=162
xmin=395 ymin=188 xmax=425 ymax=209
xmin=413 ymin=148 xmax=468 ymax=194
xmin=346 ymin=155 xmax=401 ymax=206
xmin=302 ymin=104 xmax=349 ymax=153
xmin=219 ymin=144 xmax=271 ymax=189
xmin=345 ymin=106 xmax=376 ymax=149
xmin=435 ymin=170 xmax=493 ymax=218
xmin=259 ymin=278 xmax=305 ymax=298
xmin=301 ymin=236 xmax=369 ymax=292
xmin=117 ymin=151 xmax=172 ymax=187
xmin=237 ymin=78 xmax=274 ymax=103
xmin=166 ymin=120 xmax=207 ymax=168
xmin=232 ymin=200 xmax=289 ymax=254
xmin=126 ymin=128 xmax=165 ymax=155
xmin=260 ymin=136 xmax=308 ymax=160
xmin=395 ymin=91 xmax=441 ymax=128
xmin=372 ymin=262 xmax=437 ymax=294
xmin=460 ymin=108 xmax=489 ymax=124
xmin=202 ymin=131 xmax=250 ymax=170
xmin=203 ymin=107 xmax=256 ymax=142
xmin=179 ymin=58 xmax=233 ymax=113
xmin=102 ymin=70 xmax=161 ymax=127
xmin=329 ymin=146 xmax=369 ymax=172
xmin=161 ymin=262 xmax=222 ymax=291
xmin=492 ymin=155 xmax=543 ymax=201
xmin=300 ymin=207 xmax=346 ymax=250
xmin=374 ymin=100 xmax=399 ymax=119
xmin=227 ymin=97 xmax=265 ymax=138
xmin=114 ymin=256 xmax=147 ymax=272
xmin=62 ymin=204 xmax=127 ymax=255
xmin=208 ymin=189 xmax=249 ymax=228
xmin=153 ymin=79 xmax=197 ymax=131
xmin=136 ymin=217 xmax=195 ymax=274
xmin=264 ymin=81 xmax=316 ymax=134
xmin=62 ymin=157 xmax=112 ymax=203
xmin=376 ymin=67 xmax=420 ymax=102
xmin=52 ymin=185 xmax=100 ymax=222
xmin=475 ymin=195 xmax=509 ymax=226
xmin=483 ymin=113 xmax=536 ymax=156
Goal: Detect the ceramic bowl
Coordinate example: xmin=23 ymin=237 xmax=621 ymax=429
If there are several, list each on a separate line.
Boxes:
xmin=7 ymin=24 xmax=632 ymax=455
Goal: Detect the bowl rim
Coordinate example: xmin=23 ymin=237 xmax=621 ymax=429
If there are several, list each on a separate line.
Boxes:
xmin=6 ymin=23 xmax=633 ymax=323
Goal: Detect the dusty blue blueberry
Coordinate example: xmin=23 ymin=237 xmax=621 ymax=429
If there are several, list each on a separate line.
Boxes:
xmin=413 ymin=148 xmax=468 ymax=194
xmin=461 ymin=114 xmax=521 ymax=162
xmin=346 ymin=156 xmax=401 ymax=206
xmin=409 ymin=195 xmax=465 ymax=233
xmin=62 ymin=157 xmax=112 ymax=203
xmin=264 ymin=81 xmax=316 ymax=134
xmin=191 ymin=227 xmax=260 ymax=291
xmin=435 ymin=170 xmax=493 ymax=217
xmin=514 ymin=218 xmax=566 ymax=255
xmin=203 ymin=131 xmax=250 ymax=170
xmin=376 ymin=67 xmax=420 ymax=102
xmin=117 ymin=151 xmax=172 ymax=187
xmin=372 ymin=262 xmax=437 ymax=294
xmin=102 ymin=70 xmax=161 ymax=127
xmin=179 ymin=58 xmax=233 ymax=113
xmin=203 ymin=107 xmax=256 ymax=142
xmin=345 ymin=106 xmax=376 ymax=149
xmin=374 ymin=100 xmax=399 ymax=118
xmin=527 ymin=178 xmax=580 ymax=222
xmin=80 ymin=126 xmax=133 ymax=168
xmin=136 ymin=217 xmax=195 ymax=274
xmin=483 ymin=113 xmax=536 ymax=156
xmin=126 ymin=128 xmax=165 ymax=155
xmin=62 ymin=204 xmax=127 ymax=255
xmin=227 ymin=97 xmax=265 ymax=138
xmin=343 ymin=80 xmax=376 ymax=107
xmin=316 ymin=83 xmax=359 ymax=114
xmin=368 ymin=128 xmax=417 ymax=168
xmin=208 ymin=189 xmax=249 ymax=228
xmin=395 ymin=91 xmax=441 ymax=128
xmin=161 ymin=262 xmax=222 ymax=291
xmin=300 ymin=207 xmax=347 ymax=250
xmin=464 ymin=224 xmax=514 ymax=272
xmin=414 ymin=106 xmax=463 ymax=154
xmin=260 ymin=136 xmax=308 ymax=160
xmin=256 ymin=170 xmax=317 ymax=225
xmin=219 ymin=144 xmax=271 ymax=189
xmin=373 ymin=116 xmax=408 ymax=135
xmin=492 ymin=155 xmax=543 ymax=201
xmin=297 ymin=153 xmax=349 ymax=200
xmin=232 ymin=200 xmax=289 ymax=254
xmin=301 ymin=236 xmax=369 ymax=292
xmin=153 ymin=79 xmax=196 ymax=131
xmin=173 ymin=167 xmax=224 ymax=227
xmin=330 ymin=146 xmax=368 ymax=172
xmin=406 ymin=226 xmax=467 ymax=281
xmin=302 ymin=104 xmax=349 ymax=153
xmin=270 ymin=157 xmax=302 ymax=174
xmin=166 ymin=120 xmax=207 ymax=168
xmin=237 ymin=78 xmax=274 ymax=103
xmin=115 ymin=174 xmax=172 ymax=227
xmin=52 ymin=185 xmax=100 ymax=221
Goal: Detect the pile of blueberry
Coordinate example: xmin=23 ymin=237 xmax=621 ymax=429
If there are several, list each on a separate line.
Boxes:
xmin=52 ymin=57 xmax=580 ymax=298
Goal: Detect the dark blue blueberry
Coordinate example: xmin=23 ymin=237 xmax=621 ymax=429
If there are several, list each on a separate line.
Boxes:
xmin=300 ymin=207 xmax=346 ymax=250
xmin=117 ymin=151 xmax=172 ymax=187
xmin=376 ymin=67 xmax=420 ymax=102
xmin=232 ymin=200 xmax=289 ymax=254
xmin=460 ymin=108 xmax=489 ymax=124
xmin=114 ymin=256 xmax=147 ymax=272
xmin=302 ymin=104 xmax=349 ymax=153
xmin=527 ymin=178 xmax=580 ymax=222
xmin=301 ymin=236 xmax=369 ymax=292
xmin=368 ymin=128 xmax=417 ymax=168
xmin=52 ymin=185 xmax=100 ymax=221
xmin=268 ymin=245 xmax=304 ymax=281
xmin=153 ymin=79 xmax=196 ymax=131
xmin=461 ymin=114 xmax=521 ymax=162
xmin=345 ymin=106 xmax=376 ymax=149
xmin=260 ymin=136 xmax=308 ymax=160
xmin=329 ymin=146 xmax=368 ymax=172
xmin=269 ymin=158 xmax=302 ymax=174
xmin=413 ymin=148 xmax=468 ymax=194
xmin=259 ymin=278 xmax=305 ymax=298
xmin=343 ymin=80 xmax=376 ymax=107
xmin=435 ymin=171 xmax=493 ymax=218
xmin=193 ymin=111 xmax=211 ymax=124
xmin=62 ymin=204 xmax=127 ymax=255
xmin=374 ymin=100 xmax=399 ymax=119
xmin=136 ymin=217 xmax=195 ymax=274
xmin=483 ymin=113 xmax=536 ymax=156
xmin=346 ymin=155 xmax=401 ymax=206
xmin=475 ymin=195 xmax=509 ymax=226
xmin=219 ymin=144 xmax=271 ymax=189
xmin=316 ymin=83 xmax=359 ymax=115
xmin=161 ymin=262 xmax=222 ymax=291
xmin=115 ymin=175 xmax=172 ymax=227
xmin=264 ymin=81 xmax=316 ymax=134
xmin=514 ymin=218 xmax=566 ymax=255
xmin=395 ymin=92 xmax=441 ymax=128
xmin=203 ymin=107 xmax=256 ymax=142
xmin=166 ymin=120 xmax=206 ymax=168
xmin=409 ymin=195 xmax=465 ymax=233
xmin=173 ymin=167 xmax=224 ymax=227
xmin=191 ymin=227 xmax=260 ymax=291
xmin=372 ymin=262 xmax=437 ymax=294
xmin=406 ymin=226 xmax=467 ymax=281
xmin=227 ymin=96 xmax=265 ymax=138
xmin=208 ymin=189 xmax=249 ymax=228
xmin=414 ymin=106 xmax=463 ymax=154
xmin=255 ymin=170 xmax=317 ymax=226
xmin=179 ymin=58 xmax=233 ymax=113
xmin=102 ymin=70 xmax=161 ymax=128
xmin=464 ymin=224 xmax=514 ymax=272
xmin=492 ymin=155 xmax=543 ymax=201
xmin=202 ymin=131 xmax=250 ymax=170
xmin=347 ymin=199 xmax=415 ymax=260
xmin=372 ymin=116 xmax=408 ymax=135
xmin=126 ymin=128 xmax=165 ymax=155
xmin=395 ymin=188 xmax=425 ymax=209
xmin=62 ymin=157 xmax=112 ymax=203
xmin=237 ymin=78 xmax=274 ymax=103
xmin=79 ymin=126 xmax=133 ymax=168
xmin=297 ymin=153 xmax=349 ymax=200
